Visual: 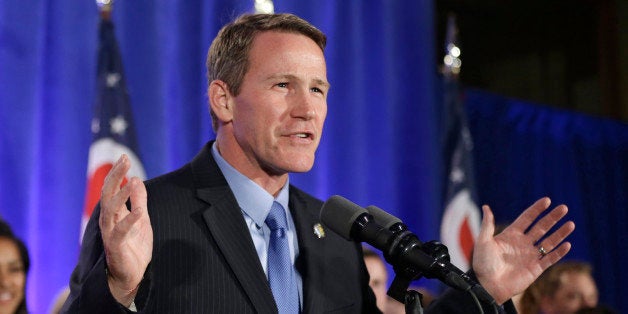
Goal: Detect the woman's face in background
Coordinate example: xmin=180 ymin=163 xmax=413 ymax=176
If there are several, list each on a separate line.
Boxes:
xmin=0 ymin=237 xmax=25 ymax=314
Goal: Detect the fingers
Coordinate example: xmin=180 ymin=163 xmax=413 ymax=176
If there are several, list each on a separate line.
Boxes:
xmin=129 ymin=176 xmax=147 ymax=211
xmin=100 ymin=155 xmax=132 ymax=233
xmin=477 ymin=205 xmax=495 ymax=242
xmin=508 ymin=197 xmax=551 ymax=232
xmin=539 ymin=241 xmax=572 ymax=269
xmin=534 ymin=219 xmax=574 ymax=272
xmin=514 ymin=197 xmax=552 ymax=231
xmin=536 ymin=220 xmax=576 ymax=254
xmin=102 ymin=155 xmax=131 ymax=199
xmin=527 ymin=204 xmax=569 ymax=243
xmin=107 ymin=178 xmax=149 ymax=243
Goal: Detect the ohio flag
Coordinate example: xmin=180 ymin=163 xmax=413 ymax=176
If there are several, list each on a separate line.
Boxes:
xmin=81 ymin=16 xmax=145 ymax=242
xmin=439 ymin=15 xmax=481 ymax=271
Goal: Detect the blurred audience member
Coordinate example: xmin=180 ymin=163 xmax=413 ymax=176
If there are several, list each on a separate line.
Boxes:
xmin=385 ymin=285 xmax=437 ymax=314
xmin=575 ymin=305 xmax=617 ymax=314
xmin=363 ymin=248 xmax=389 ymax=312
xmin=0 ymin=220 xmax=29 ymax=314
xmin=363 ymin=247 xmax=437 ymax=313
xmin=0 ymin=222 xmax=11 ymax=235
xmin=519 ymin=261 xmax=598 ymax=314
xmin=49 ymin=286 xmax=70 ymax=314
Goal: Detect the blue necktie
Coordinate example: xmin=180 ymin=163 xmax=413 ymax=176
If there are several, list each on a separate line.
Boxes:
xmin=265 ymin=201 xmax=300 ymax=314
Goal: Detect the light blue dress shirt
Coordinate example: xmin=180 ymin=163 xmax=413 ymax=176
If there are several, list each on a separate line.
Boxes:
xmin=211 ymin=143 xmax=303 ymax=307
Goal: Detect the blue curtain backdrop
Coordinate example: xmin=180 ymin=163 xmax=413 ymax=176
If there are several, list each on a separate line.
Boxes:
xmin=465 ymin=89 xmax=628 ymax=313
xmin=0 ymin=1 xmax=626 ymax=313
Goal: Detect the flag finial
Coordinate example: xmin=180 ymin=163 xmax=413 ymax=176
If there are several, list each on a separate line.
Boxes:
xmin=442 ymin=13 xmax=462 ymax=77
xmin=97 ymin=0 xmax=113 ymax=19
xmin=254 ymin=0 xmax=274 ymax=14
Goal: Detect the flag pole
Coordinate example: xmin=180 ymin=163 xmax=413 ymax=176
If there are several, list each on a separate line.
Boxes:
xmin=97 ymin=0 xmax=113 ymax=20
xmin=439 ymin=12 xmax=481 ymax=272
xmin=81 ymin=0 xmax=146 ymax=242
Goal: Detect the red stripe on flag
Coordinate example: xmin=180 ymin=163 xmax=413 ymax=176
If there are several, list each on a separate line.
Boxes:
xmin=83 ymin=163 xmax=128 ymax=219
xmin=459 ymin=216 xmax=475 ymax=263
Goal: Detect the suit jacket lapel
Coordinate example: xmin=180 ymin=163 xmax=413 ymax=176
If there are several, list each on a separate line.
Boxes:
xmin=290 ymin=189 xmax=327 ymax=314
xmin=191 ymin=142 xmax=277 ymax=313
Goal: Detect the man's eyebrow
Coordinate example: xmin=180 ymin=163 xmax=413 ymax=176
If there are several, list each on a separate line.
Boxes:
xmin=266 ymin=74 xmax=330 ymax=89
xmin=313 ymin=78 xmax=330 ymax=89
xmin=266 ymin=73 xmax=293 ymax=80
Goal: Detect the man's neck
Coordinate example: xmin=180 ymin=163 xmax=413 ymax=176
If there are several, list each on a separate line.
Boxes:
xmin=214 ymin=138 xmax=288 ymax=197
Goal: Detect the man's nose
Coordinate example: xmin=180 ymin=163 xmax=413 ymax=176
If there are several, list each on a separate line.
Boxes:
xmin=291 ymin=90 xmax=317 ymax=120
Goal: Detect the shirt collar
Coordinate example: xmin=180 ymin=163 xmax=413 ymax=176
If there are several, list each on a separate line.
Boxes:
xmin=211 ymin=142 xmax=290 ymax=227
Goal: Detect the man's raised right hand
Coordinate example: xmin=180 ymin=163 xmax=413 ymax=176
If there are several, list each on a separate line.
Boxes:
xmin=99 ymin=154 xmax=153 ymax=307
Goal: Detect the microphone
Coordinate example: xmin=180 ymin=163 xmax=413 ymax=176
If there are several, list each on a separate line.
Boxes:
xmin=365 ymin=204 xmax=495 ymax=305
xmin=364 ymin=205 xmax=402 ymax=230
xmin=320 ymin=195 xmax=495 ymax=305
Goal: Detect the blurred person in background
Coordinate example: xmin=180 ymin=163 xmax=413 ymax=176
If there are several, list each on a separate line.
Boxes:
xmin=384 ymin=285 xmax=437 ymax=314
xmin=0 ymin=220 xmax=29 ymax=314
xmin=363 ymin=248 xmax=389 ymax=312
xmin=363 ymin=247 xmax=437 ymax=314
xmin=574 ymin=305 xmax=617 ymax=314
xmin=49 ymin=286 xmax=70 ymax=314
xmin=519 ymin=261 xmax=598 ymax=314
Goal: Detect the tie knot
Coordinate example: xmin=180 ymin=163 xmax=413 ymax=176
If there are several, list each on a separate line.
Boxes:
xmin=265 ymin=201 xmax=288 ymax=232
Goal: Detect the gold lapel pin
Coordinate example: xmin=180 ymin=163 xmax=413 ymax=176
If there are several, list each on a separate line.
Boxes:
xmin=313 ymin=223 xmax=325 ymax=239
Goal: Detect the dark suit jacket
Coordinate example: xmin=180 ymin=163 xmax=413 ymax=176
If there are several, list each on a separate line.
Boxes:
xmin=62 ymin=141 xmax=377 ymax=313
xmin=62 ymin=141 xmax=513 ymax=314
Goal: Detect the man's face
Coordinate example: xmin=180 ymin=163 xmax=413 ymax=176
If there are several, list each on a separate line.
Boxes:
xmin=541 ymin=272 xmax=599 ymax=314
xmin=228 ymin=31 xmax=328 ymax=175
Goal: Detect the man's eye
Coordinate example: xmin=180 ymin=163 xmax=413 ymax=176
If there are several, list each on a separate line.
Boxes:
xmin=311 ymin=87 xmax=323 ymax=94
xmin=276 ymin=82 xmax=288 ymax=88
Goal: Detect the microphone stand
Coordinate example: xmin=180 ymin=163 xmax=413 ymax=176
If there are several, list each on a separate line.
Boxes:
xmin=388 ymin=271 xmax=425 ymax=314
xmin=404 ymin=290 xmax=424 ymax=314
xmin=386 ymin=241 xmax=452 ymax=314
xmin=388 ymin=253 xmax=429 ymax=314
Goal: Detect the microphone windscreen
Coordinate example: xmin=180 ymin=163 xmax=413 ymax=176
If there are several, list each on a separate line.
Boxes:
xmin=366 ymin=205 xmax=402 ymax=229
xmin=320 ymin=195 xmax=368 ymax=240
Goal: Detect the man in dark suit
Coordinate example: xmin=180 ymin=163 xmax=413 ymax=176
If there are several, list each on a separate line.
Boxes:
xmin=62 ymin=13 xmax=575 ymax=313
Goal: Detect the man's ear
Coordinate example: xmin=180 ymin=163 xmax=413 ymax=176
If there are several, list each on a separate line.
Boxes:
xmin=208 ymin=80 xmax=233 ymax=123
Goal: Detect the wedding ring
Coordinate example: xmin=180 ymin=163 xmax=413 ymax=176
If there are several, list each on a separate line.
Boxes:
xmin=538 ymin=246 xmax=548 ymax=257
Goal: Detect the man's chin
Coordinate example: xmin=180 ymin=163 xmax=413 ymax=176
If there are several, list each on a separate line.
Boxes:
xmin=290 ymin=166 xmax=314 ymax=174
xmin=279 ymin=156 xmax=316 ymax=174
xmin=286 ymin=162 xmax=315 ymax=174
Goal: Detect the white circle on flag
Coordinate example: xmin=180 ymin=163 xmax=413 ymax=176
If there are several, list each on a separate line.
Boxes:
xmin=86 ymin=138 xmax=146 ymax=179
xmin=440 ymin=189 xmax=481 ymax=270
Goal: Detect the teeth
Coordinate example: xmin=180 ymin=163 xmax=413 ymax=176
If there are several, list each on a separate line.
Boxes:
xmin=0 ymin=292 xmax=12 ymax=301
xmin=296 ymin=133 xmax=308 ymax=138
